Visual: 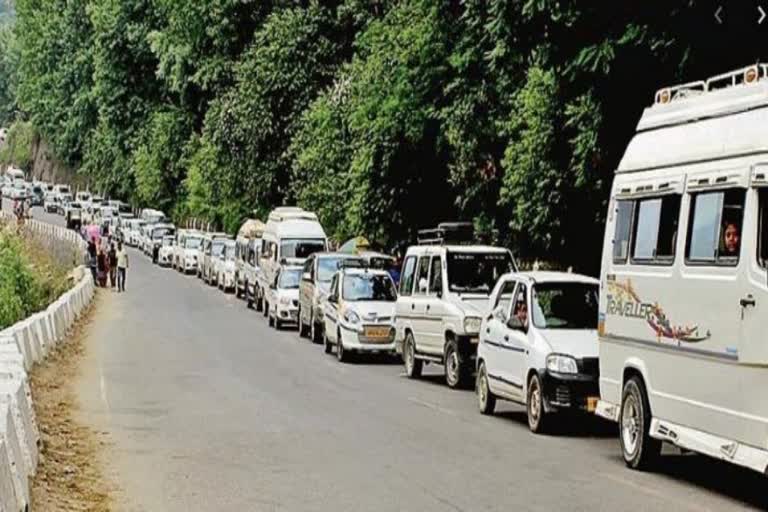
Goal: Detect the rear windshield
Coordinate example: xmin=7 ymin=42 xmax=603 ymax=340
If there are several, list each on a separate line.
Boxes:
xmin=153 ymin=227 xmax=175 ymax=239
xmin=446 ymin=251 xmax=514 ymax=294
xmin=318 ymin=257 xmax=362 ymax=282
xmin=224 ymin=243 xmax=236 ymax=260
xmin=212 ymin=240 xmax=226 ymax=257
xmin=280 ymin=239 xmax=325 ymax=259
xmin=532 ymin=282 xmax=599 ymax=330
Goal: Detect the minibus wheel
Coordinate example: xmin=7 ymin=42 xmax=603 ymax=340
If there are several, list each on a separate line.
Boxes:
xmin=620 ymin=376 xmax=660 ymax=470
xmin=476 ymin=362 xmax=496 ymax=415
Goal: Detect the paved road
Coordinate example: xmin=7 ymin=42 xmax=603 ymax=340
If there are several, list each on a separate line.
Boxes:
xmin=23 ymin=206 xmax=768 ymax=511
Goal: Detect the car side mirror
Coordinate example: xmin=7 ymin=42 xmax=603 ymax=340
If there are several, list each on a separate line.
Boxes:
xmin=328 ymin=295 xmax=336 ymax=304
xmin=302 ymin=272 xmax=311 ymax=282
xmin=418 ymin=278 xmax=428 ymax=293
xmin=491 ymin=305 xmax=505 ymax=322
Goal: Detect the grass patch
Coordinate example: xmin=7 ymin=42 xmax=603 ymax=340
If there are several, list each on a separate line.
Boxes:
xmin=0 ymin=224 xmax=72 ymax=330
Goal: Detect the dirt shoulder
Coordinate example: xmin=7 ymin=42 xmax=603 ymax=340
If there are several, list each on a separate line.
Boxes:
xmin=28 ymin=293 xmax=114 ymax=511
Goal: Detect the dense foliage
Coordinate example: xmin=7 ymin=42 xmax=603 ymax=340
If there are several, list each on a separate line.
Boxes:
xmin=2 ymin=0 xmax=765 ymax=272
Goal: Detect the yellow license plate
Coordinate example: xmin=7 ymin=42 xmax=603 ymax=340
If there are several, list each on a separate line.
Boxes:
xmin=364 ymin=326 xmax=391 ymax=339
xmin=587 ymin=397 xmax=599 ymax=412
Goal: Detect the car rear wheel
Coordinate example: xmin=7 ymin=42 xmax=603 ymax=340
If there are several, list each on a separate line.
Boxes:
xmin=324 ymin=329 xmax=333 ymax=354
xmin=298 ymin=307 xmax=309 ymax=338
xmin=310 ymin=313 xmax=322 ymax=344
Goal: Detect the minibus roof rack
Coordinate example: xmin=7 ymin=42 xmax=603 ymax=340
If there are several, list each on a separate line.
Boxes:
xmin=417 ymin=222 xmax=475 ymax=245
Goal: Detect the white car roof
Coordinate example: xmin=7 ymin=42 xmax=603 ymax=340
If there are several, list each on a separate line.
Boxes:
xmin=499 ymin=271 xmax=598 ymax=285
xmin=406 ymin=244 xmax=510 ymax=255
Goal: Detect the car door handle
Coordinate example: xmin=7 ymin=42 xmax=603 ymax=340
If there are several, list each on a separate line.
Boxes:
xmin=411 ymin=304 xmax=415 ymax=310
xmin=486 ymin=328 xmax=490 ymax=334
xmin=740 ymin=296 xmax=756 ymax=308
xmin=426 ymin=305 xmax=430 ymax=311
xmin=503 ymin=335 xmax=509 ymax=341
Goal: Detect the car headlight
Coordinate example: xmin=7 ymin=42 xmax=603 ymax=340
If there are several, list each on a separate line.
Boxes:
xmin=546 ymin=354 xmax=578 ymax=374
xmin=463 ymin=316 xmax=482 ymax=334
xmin=344 ymin=310 xmax=360 ymax=325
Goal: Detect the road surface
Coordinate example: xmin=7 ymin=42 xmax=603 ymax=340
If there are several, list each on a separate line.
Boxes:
xmin=22 ymin=206 xmax=768 ymax=511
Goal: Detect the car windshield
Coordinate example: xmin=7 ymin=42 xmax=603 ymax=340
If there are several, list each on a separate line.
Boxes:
xmin=446 ymin=251 xmax=514 ymax=294
xmin=212 ymin=241 xmax=226 ymax=257
xmin=317 ymin=257 xmax=361 ymax=282
xmin=185 ymin=237 xmax=202 ymax=249
xmin=118 ymin=204 xmax=131 ymax=213
xmin=223 ymin=243 xmax=236 ymax=260
xmin=531 ymin=282 xmax=599 ymax=330
xmin=342 ymin=274 xmax=397 ymax=302
xmin=162 ymin=238 xmax=174 ymax=247
xmin=278 ymin=269 xmax=301 ymax=289
xmin=153 ymin=227 xmax=174 ymax=239
xmin=280 ymin=239 xmax=325 ymax=259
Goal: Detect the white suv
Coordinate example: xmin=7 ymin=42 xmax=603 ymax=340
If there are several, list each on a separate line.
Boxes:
xmin=476 ymin=271 xmax=600 ymax=433
xmin=395 ymin=224 xmax=516 ymax=389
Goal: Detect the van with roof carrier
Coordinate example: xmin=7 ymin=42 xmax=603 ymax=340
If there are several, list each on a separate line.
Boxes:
xmin=395 ymin=222 xmax=516 ymax=389
xmin=256 ymin=207 xmax=327 ymax=313
xmin=596 ymin=65 xmax=768 ymax=475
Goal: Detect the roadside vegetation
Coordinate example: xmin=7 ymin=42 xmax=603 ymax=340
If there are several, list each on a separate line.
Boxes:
xmin=0 ymin=224 xmax=72 ymax=330
xmin=0 ymin=1 xmax=763 ymax=272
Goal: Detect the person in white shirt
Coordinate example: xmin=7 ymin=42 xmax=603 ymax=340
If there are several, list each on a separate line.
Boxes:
xmin=116 ymin=242 xmax=129 ymax=292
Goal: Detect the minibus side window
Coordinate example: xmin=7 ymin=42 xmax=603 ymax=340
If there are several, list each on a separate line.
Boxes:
xmin=758 ymin=189 xmax=768 ymax=268
xmin=613 ymin=200 xmax=634 ymax=263
xmin=629 ymin=195 xmax=680 ymax=264
xmin=686 ymin=189 xmax=745 ymax=265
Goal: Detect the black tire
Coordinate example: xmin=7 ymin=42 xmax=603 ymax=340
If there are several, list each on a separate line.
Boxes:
xmin=476 ymin=362 xmax=496 ymax=415
xmin=256 ymin=291 xmax=264 ymax=312
xmin=620 ymin=376 xmax=661 ymax=470
xmin=310 ymin=313 xmax=322 ymax=344
xmin=337 ymin=330 xmax=350 ymax=363
xmin=403 ymin=332 xmax=422 ymax=378
xmin=324 ymin=329 xmax=333 ymax=354
xmin=274 ymin=318 xmax=282 ymax=330
xmin=444 ymin=339 xmax=471 ymax=389
xmin=263 ymin=301 xmax=269 ymax=318
xmin=298 ymin=307 xmax=309 ymax=338
xmin=268 ymin=310 xmax=274 ymax=327
xmin=527 ymin=373 xmax=550 ymax=434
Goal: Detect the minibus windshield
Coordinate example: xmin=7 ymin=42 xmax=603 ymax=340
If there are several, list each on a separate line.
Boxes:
xmin=531 ymin=283 xmax=598 ymax=330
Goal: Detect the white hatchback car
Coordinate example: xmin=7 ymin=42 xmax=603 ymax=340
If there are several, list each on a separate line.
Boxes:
xmin=322 ymin=268 xmax=398 ymax=362
xmin=476 ymin=272 xmax=600 ymax=433
xmin=266 ymin=265 xmax=302 ymax=329
xmin=157 ymin=236 xmax=176 ymax=266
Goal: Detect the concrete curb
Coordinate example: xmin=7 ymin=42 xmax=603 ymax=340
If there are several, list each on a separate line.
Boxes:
xmin=0 ymin=216 xmax=93 ymax=512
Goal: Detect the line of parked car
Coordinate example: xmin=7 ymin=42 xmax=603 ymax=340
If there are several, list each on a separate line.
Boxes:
xmin=115 ymin=66 xmax=768 ymax=489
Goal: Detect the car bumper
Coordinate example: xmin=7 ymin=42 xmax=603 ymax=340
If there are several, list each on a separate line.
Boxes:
xmin=184 ymin=259 xmax=198 ymax=271
xmin=340 ymin=324 xmax=397 ymax=353
xmin=222 ymin=273 xmax=236 ymax=289
xmin=541 ymin=370 xmax=600 ymax=413
xmin=276 ymin=305 xmax=299 ymax=323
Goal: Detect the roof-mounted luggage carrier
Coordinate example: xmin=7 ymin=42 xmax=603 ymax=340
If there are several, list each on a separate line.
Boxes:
xmin=653 ymin=64 xmax=768 ymax=105
xmin=417 ymin=222 xmax=475 ymax=245
xmin=638 ymin=64 xmax=768 ymax=132
xmin=267 ymin=207 xmax=319 ymax=223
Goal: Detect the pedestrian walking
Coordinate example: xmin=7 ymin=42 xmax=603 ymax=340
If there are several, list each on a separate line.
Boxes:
xmin=116 ymin=241 xmax=129 ymax=292
xmin=87 ymin=237 xmax=98 ymax=284
xmin=108 ymin=243 xmax=118 ymax=288
xmin=96 ymin=247 xmax=108 ymax=287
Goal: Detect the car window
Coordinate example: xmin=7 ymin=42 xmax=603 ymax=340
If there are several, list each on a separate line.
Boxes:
xmin=493 ymin=279 xmax=517 ymax=317
xmin=531 ymin=282 xmax=599 ymax=329
xmin=399 ymin=256 xmax=417 ymax=296
xmin=414 ymin=256 xmax=431 ymax=295
xmin=758 ymin=189 xmax=768 ymax=268
xmin=428 ymin=256 xmax=442 ymax=295
xmin=613 ymin=200 xmax=634 ymax=263
xmin=446 ymin=251 xmax=514 ymax=294
xmin=630 ymin=195 xmax=680 ymax=263
xmin=686 ymin=189 xmax=745 ymax=264
xmin=511 ymin=284 xmax=529 ymax=330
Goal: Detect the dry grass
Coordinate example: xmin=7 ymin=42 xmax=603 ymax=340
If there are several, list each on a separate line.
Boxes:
xmin=28 ymin=295 xmax=113 ymax=511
